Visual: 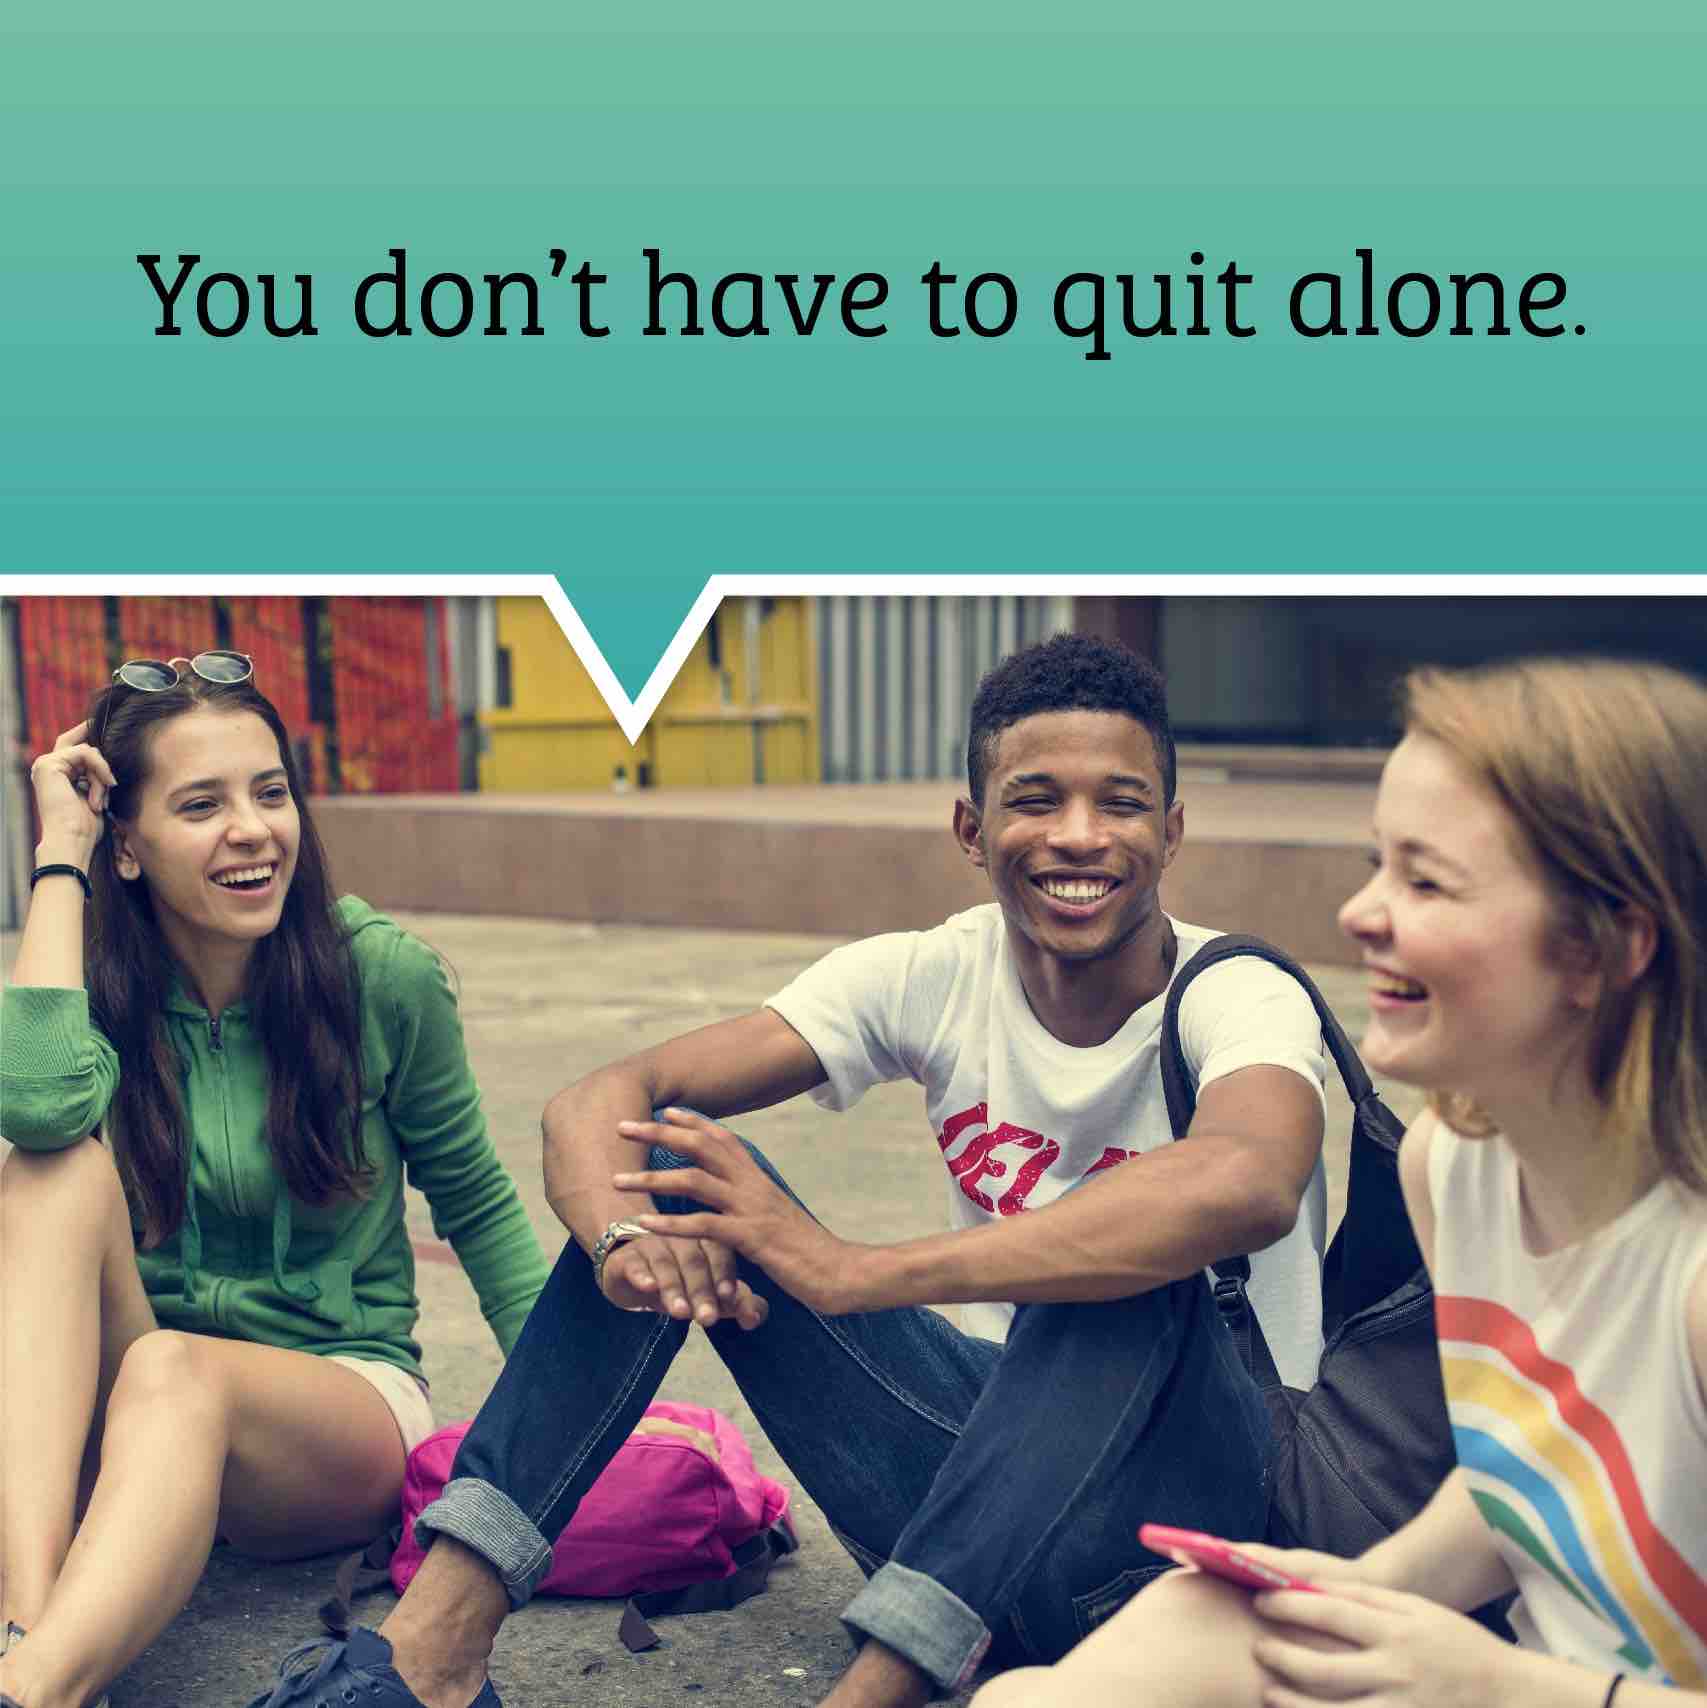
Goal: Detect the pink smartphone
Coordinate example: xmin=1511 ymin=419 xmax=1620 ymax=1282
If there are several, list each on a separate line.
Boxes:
xmin=1138 ymin=1524 xmax=1320 ymax=1593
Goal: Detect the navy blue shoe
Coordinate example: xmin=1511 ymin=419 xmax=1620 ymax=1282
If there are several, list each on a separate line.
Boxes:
xmin=247 ymin=1630 xmax=500 ymax=1708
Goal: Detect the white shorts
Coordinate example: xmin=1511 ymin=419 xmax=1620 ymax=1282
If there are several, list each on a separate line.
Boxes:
xmin=328 ymin=1355 xmax=437 ymax=1455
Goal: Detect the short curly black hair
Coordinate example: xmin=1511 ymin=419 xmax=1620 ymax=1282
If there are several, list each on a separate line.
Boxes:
xmin=965 ymin=632 xmax=1174 ymax=806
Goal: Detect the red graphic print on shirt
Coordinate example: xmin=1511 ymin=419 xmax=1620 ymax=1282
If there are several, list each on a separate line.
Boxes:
xmin=937 ymin=1103 xmax=1130 ymax=1215
xmin=1080 ymin=1147 xmax=1136 ymax=1177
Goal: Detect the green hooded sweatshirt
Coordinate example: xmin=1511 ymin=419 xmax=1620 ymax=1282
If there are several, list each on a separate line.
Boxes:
xmin=0 ymin=897 xmax=547 ymax=1378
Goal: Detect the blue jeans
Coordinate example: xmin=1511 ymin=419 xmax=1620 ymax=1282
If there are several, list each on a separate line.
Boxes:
xmin=415 ymin=1143 xmax=1274 ymax=1693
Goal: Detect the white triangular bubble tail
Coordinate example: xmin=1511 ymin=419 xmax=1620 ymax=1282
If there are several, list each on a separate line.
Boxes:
xmin=541 ymin=570 xmax=1707 ymax=742
xmin=539 ymin=579 xmax=725 ymax=746
xmin=6 ymin=574 xmax=1696 ymax=749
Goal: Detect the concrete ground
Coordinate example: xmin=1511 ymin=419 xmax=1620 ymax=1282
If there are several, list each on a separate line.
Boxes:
xmin=1 ymin=911 xmax=1427 ymax=1708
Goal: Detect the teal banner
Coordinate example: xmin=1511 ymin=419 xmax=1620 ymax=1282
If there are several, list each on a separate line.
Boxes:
xmin=4 ymin=4 xmax=1702 ymax=699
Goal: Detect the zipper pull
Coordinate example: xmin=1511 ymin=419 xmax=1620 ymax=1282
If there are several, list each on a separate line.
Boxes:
xmin=209 ymin=1016 xmax=223 ymax=1052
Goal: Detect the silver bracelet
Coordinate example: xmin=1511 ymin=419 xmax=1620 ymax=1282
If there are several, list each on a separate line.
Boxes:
xmin=590 ymin=1219 xmax=651 ymax=1295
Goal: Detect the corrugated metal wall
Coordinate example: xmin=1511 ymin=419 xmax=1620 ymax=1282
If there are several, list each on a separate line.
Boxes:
xmin=817 ymin=595 xmax=1075 ymax=784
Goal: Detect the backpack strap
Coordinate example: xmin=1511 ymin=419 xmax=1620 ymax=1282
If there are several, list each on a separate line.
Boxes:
xmin=1158 ymin=932 xmax=1378 ymax=1391
xmin=319 ymin=1525 xmax=403 ymax=1638
xmin=618 ymin=1518 xmax=799 ymax=1652
xmin=1159 ymin=933 xmax=1377 ymax=1124
xmin=323 ymin=1515 xmax=800 ymax=1655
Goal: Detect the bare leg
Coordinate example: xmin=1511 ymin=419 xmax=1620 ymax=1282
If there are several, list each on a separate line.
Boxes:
xmin=2 ymin=1317 xmax=409 ymax=1708
xmin=818 ymin=1640 xmax=932 ymax=1708
xmin=969 ymin=1570 xmax=1351 ymax=1708
xmin=376 ymin=1538 xmax=510 ymax=1708
xmin=0 ymin=1140 xmax=156 ymax=1635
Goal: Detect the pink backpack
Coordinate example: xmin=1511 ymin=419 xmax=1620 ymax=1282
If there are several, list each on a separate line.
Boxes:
xmin=324 ymin=1401 xmax=796 ymax=1651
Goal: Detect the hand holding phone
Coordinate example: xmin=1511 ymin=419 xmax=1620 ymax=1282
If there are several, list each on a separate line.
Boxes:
xmin=1138 ymin=1525 xmax=1321 ymax=1594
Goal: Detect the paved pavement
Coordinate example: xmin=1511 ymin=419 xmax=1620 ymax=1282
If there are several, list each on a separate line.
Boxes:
xmin=1 ymin=911 xmax=1426 ymax=1708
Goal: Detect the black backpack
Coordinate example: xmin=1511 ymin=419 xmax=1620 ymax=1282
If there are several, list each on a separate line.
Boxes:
xmin=1158 ymin=933 xmax=1455 ymax=1557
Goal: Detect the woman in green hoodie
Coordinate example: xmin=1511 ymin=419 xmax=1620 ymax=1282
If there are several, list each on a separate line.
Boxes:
xmin=0 ymin=654 xmax=549 ymax=1708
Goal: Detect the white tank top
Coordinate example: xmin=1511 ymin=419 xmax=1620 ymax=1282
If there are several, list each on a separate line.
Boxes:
xmin=1428 ymin=1123 xmax=1707 ymax=1689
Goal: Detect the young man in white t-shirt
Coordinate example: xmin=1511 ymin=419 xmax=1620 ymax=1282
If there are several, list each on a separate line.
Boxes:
xmin=266 ymin=634 xmax=1329 ymax=1708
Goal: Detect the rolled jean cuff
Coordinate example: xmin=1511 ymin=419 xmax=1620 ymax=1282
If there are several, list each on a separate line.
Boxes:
xmin=412 ymin=1477 xmax=554 ymax=1610
xmin=841 ymin=1560 xmax=993 ymax=1694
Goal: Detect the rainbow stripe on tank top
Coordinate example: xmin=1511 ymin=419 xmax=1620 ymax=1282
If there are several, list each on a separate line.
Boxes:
xmin=1438 ymin=1294 xmax=1707 ymax=1690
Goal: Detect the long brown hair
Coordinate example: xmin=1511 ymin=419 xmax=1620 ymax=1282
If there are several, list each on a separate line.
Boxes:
xmin=1402 ymin=657 xmax=1707 ymax=1193
xmin=86 ymin=674 xmax=369 ymax=1244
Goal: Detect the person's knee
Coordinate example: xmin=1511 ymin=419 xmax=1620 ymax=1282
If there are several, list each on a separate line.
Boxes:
xmin=645 ymin=1131 xmax=775 ymax=1181
xmin=1088 ymin=1564 xmax=1262 ymax=1642
xmin=646 ymin=1138 xmax=693 ymax=1172
xmin=971 ymin=1665 xmax=1060 ymax=1708
xmin=1 ymin=1136 xmax=128 ymax=1242
xmin=1058 ymin=1567 xmax=1267 ymax=1704
xmin=107 ymin=1329 xmax=228 ymax=1439
xmin=970 ymin=1574 xmax=1265 ymax=1708
xmin=1128 ymin=1564 xmax=1247 ymax=1621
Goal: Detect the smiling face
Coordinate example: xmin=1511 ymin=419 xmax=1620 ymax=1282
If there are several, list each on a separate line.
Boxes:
xmin=1337 ymin=733 xmax=1594 ymax=1117
xmin=955 ymin=709 xmax=1183 ymax=978
xmin=110 ymin=706 xmax=301 ymax=971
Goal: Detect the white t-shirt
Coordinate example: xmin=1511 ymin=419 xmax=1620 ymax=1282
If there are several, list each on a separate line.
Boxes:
xmin=766 ymin=905 xmax=1330 ymax=1390
xmin=1429 ymin=1123 xmax=1707 ymax=1684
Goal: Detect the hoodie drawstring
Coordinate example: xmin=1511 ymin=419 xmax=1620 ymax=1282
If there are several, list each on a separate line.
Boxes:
xmin=271 ymin=1187 xmax=321 ymax=1308
xmin=170 ymin=1010 xmax=320 ymax=1313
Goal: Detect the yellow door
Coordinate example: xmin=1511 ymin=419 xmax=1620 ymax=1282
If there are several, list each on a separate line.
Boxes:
xmin=478 ymin=595 xmax=818 ymax=791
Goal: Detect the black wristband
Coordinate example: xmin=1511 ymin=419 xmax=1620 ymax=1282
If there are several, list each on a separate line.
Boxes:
xmin=30 ymin=863 xmax=92 ymax=900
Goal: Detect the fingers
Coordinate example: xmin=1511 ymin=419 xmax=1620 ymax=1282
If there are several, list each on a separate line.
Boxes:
xmin=620 ymin=1237 xmax=708 ymax=1323
xmin=629 ymin=1211 xmax=733 ymax=1247
xmin=703 ymin=1237 xmax=741 ymax=1305
xmin=1289 ymin=1582 xmax=1414 ymax=1613
xmin=1238 ymin=1545 xmax=1358 ymax=1588
xmin=635 ymin=1225 xmax=761 ymax=1326
xmin=615 ymin=1109 xmax=740 ymax=1162
xmin=1252 ymin=1588 xmax=1388 ymax=1642
xmin=670 ymin=1237 xmax=725 ymax=1327
xmin=602 ymin=1236 xmax=764 ymax=1330
xmin=1249 ymin=1633 xmax=1374 ymax=1701
xmin=602 ymin=1240 xmax=662 ymax=1304
xmin=612 ymin=1112 xmax=755 ymax=1231
xmin=1238 ymin=1543 xmax=1318 ymax=1569
xmin=613 ymin=1165 xmax=732 ymax=1208
xmin=33 ymin=738 xmax=118 ymax=805
xmin=729 ymin=1280 xmax=769 ymax=1331
xmin=48 ymin=725 xmax=117 ymax=785
xmin=1257 ymin=1686 xmax=1333 ymax=1708
xmin=608 ymin=1113 xmax=778 ymax=1328
xmin=73 ymin=754 xmax=114 ymax=815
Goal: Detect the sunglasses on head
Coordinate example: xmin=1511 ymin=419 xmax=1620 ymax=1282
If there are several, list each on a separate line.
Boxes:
xmin=111 ymin=650 xmax=255 ymax=693
xmin=94 ymin=650 xmax=256 ymax=752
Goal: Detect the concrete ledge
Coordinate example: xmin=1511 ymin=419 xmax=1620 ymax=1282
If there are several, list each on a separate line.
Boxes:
xmin=314 ymin=774 xmax=1377 ymax=967
xmin=1176 ymin=743 xmax=1390 ymax=783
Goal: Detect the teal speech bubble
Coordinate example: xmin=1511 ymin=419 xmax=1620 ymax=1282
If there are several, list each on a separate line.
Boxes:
xmin=4 ymin=2 xmax=1703 ymax=705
